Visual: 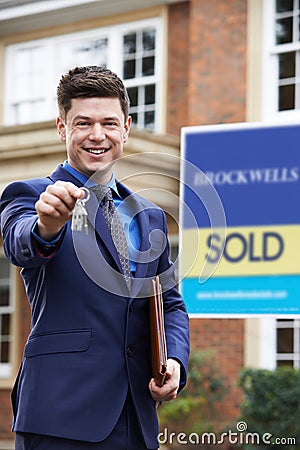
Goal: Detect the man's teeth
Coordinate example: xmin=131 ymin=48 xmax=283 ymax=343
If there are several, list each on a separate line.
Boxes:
xmin=87 ymin=149 xmax=107 ymax=154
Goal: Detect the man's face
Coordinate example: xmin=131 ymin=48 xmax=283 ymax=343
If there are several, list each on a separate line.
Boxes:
xmin=56 ymin=97 xmax=131 ymax=184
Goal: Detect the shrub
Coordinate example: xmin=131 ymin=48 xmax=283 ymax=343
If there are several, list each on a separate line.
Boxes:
xmin=158 ymin=349 xmax=226 ymax=440
xmin=238 ymin=367 xmax=300 ymax=449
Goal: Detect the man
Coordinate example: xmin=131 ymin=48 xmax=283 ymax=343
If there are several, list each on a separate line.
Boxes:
xmin=0 ymin=66 xmax=190 ymax=450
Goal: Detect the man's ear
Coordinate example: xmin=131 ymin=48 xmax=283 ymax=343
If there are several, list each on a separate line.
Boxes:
xmin=123 ymin=116 xmax=132 ymax=144
xmin=56 ymin=117 xmax=66 ymax=142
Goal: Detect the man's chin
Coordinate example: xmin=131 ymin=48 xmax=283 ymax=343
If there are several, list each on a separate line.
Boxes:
xmin=87 ymin=162 xmax=115 ymax=184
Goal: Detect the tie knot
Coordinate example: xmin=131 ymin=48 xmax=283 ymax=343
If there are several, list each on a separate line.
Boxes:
xmin=90 ymin=185 xmax=112 ymax=203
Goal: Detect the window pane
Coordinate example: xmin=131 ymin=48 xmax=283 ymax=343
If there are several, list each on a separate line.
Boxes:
xmin=279 ymin=52 xmax=295 ymax=79
xmin=58 ymin=37 xmax=108 ymax=76
xmin=144 ymin=110 xmax=155 ymax=130
xmin=277 ymin=360 xmax=293 ymax=366
xmin=145 ymin=84 xmax=155 ymax=105
xmin=123 ymin=33 xmax=136 ymax=54
xmin=276 ymin=0 xmax=293 ymax=13
xmin=277 ymin=328 xmax=293 ymax=353
xmin=276 ymin=17 xmax=293 ymax=44
xmin=143 ymin=30 xmax=155 ymax=51
xmin=0 ymin=258 xmax=9 ymax=279
xmin=78 ymin=38 xmax=108 ymax=67
xmin=130 ymin=112 xmax=138 ymax=126
xmin=1 ymin=314 xmax=10 ymax=336
xmin=0 ymin=287 xmax=9 ymax=307
xmin=1 ymin=341 xmax=9 ymax=363
xmin=142 ymin=56 xmax=155 ymax=76
xmin=77 ymin=38 xmax=107 ymax=54
xmin=279 ymin=84 xmax=295 ymax=110
xmin=123 ymin=59 xmax=136 ymax=79
xmin=127 ymin=87 xmax=138 ymax=107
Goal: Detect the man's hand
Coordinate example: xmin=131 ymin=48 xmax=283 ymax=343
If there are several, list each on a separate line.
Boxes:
xmin=149 ymin=358 xmax=181 ymax=402
xmin=35 ymin=181 xmax=84 ymax=241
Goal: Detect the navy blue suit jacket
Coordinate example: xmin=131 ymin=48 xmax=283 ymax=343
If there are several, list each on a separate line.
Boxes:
xmin=0 ymin=165 xmax=190 ymax=448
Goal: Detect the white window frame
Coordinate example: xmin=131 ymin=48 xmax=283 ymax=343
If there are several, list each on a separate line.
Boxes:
xmin=262 ymin=0 xmax=300 ymax=122
xmin=4 ymin=17 xmax=163 ymax=131
xmin=0 ymin=251 xmax=15 ymax=379
xmin=261 ymin=0 xmax=300 ymax=369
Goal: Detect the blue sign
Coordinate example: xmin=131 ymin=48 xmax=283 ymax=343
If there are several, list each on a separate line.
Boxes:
xmin=180 ymin=122 xmax=300 ymax=316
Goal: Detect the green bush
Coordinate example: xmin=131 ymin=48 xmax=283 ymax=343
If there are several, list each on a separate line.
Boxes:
xmin=238 ymin=367 xmax=300 ymax=449
xmin=158 ymin=349 xmax=226 ymax=437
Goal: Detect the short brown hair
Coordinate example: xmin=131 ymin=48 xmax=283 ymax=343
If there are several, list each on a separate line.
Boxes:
xmin=57 ymin=66 xmax=130 ymax=122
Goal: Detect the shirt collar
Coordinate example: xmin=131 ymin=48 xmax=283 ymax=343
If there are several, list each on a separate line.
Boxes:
xmin=63 ymin=160 xmax=121 ymax=198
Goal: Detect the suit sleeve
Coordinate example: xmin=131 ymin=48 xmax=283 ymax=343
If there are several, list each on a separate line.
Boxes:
xmin=156 ymin=210 xmax=190 ymax=390
xmin=0 ymin=180 xmax=64 ymax=268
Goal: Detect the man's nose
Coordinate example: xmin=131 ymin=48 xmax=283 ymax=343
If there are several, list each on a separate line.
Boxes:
xmin=89 ymin=123 xmax=106 ymax=140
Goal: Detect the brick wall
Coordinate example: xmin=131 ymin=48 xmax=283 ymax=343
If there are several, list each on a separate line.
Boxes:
xmin=190 ymin=318 xmax=244 ymax=427
xmin=0 ymin=391 xmax=13 ymax=441
xmin=167 ymin=1 xmax=189 ymax=136
xmin=167 ymin=0 xmax=247 ymax=134
xmin=187 ymin=0 xmax=247 ymax=126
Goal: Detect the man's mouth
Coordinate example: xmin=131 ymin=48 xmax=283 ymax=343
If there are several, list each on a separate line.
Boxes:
xmin=85 ymin=148 xmax=109 ymax=155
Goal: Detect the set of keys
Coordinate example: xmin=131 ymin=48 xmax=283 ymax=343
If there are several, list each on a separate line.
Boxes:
xmin=71 ymin=187 xmax=90 ymax=235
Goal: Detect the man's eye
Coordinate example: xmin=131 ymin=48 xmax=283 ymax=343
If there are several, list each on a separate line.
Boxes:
xmin=77 ymin=121 xmax=89 ymax=126
xmin=104 ymin=122 xmax=118 ymax=127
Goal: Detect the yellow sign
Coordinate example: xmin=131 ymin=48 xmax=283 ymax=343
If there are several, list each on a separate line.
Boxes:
xmin=181 ymin=225 xmax=300 ymax=278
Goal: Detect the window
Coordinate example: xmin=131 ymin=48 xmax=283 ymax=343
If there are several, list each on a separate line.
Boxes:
xmin=259 ymin=2 xmax=300 ymax=368
xmin=262 ymin=0 xmax=300 ymax=121
xmin=276 ymin=319 xmax=300 ymax=367
xmin=123 ymin=28 xmax=157 ymax=130
xmin=4 ymin=18 xmax=162 ymax=132
xmin=0 ymin=254 xmax=13 ymax=378
xmin=275 ymin=0 xmax=300 ymax=111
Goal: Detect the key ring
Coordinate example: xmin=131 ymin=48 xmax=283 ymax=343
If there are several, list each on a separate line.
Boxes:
xmin=79 ymin=187 xmax=90 ymax=203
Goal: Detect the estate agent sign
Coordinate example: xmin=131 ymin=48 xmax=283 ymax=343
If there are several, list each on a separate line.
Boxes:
xmin=180 ymin=122 xmax=300 ymax=316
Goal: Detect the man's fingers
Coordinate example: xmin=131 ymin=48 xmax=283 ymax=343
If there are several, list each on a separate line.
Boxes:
xmin=36 ymin=182 xmax=84 ymax=216
xmin=148 ymin=377 xmax=178 ymax=402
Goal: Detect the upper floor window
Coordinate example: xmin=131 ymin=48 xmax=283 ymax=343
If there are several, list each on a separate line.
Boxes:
xmin=0 ymin=253 xmax=13 ymax=378
xmin=263 ymin=0 xmax=300 ymax=121
xmin=123 ymin=28 xmax=157 ymax=130
xmin=4 ymin=17 xmax=162 ymax=132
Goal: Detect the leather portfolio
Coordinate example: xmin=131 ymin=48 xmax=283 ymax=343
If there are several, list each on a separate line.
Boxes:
xmin=149 ymin=276 xmax=167 ymax=387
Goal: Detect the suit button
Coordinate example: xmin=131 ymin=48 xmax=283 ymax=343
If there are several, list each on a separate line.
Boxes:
xmin=126 ymin=347 xmax=133 ymax=357
xmin=129 ymin=305 xmax=134 ymax=312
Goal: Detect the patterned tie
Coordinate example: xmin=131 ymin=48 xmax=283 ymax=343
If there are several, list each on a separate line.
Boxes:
xmin=90 ymin=185 xmax=131 ymax=292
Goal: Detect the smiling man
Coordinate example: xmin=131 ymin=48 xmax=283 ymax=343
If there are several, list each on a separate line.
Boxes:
xmin=0 ymin=66 xmax=190 ymax=450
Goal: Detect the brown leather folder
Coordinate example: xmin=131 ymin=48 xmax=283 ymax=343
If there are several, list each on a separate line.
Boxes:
xmin=149 ymin=276 xmax=167 ymax=387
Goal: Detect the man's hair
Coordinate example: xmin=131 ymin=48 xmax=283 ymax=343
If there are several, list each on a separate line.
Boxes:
xmin=57 ymin=66 xmax=130 ymax=122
